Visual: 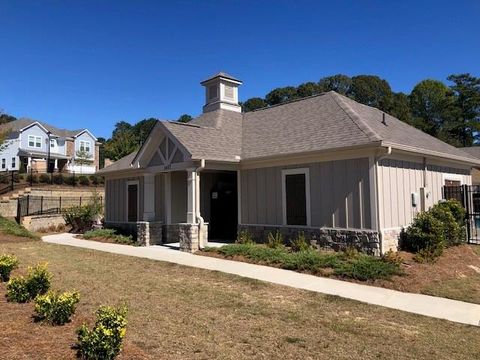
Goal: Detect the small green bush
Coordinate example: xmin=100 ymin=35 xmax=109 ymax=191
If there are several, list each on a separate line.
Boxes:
xmin=34 ymin=290 xmax=80 ymax=325
xmin=0 ymin=254 xmax=19 ymax=282
xmin=79 ymin=176 xmax=90 ymax=186
xmin=39 ymin=173 xmax=50 ymax=183
xmin=52 ymin=174 xmax=64 ymax=185
xmin=289 ymin=232 xmax=310 ymax=252
xmin=83 ymin=228 xmax=134 ymax=245
xmin=334 ymin=255 xmax=402 ymax=281
xmin=26 ymin=263 xmax=52 ymax=298
xmin=430 ymin=201 xmax=465 ymax=246
xmin=236 ymin=229 xmax=254 ymax=244
xmin=400 ymin=212 xmax=445 ymax=257
xmin=266 ymin=230 xmax=284 ymax=248
xmin=26 ymin=174 xmax=38 ymax=184
xmin=6 ymin=276 xmax=31 ymax=302
xmin=7 ymin=263 xmax=53 ymax=302
xmin=381 ymin=249 xmax=403 ymax=267
xmin=77 ymin=305 xmax=128 ymax=360
xmin=64 ymin=176 xmax=78 ymax=186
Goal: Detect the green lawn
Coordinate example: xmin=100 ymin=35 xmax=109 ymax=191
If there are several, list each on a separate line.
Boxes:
xmin=0 ymin=237 xmax=479 ymax=359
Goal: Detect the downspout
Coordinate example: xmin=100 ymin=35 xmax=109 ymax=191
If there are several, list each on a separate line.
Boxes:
xmin=374 ymin=146 xmax=392 ymax=254
xmin=195 ymin=159 xmax=205 ymax=248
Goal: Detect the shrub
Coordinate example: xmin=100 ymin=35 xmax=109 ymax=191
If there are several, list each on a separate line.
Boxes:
xmin=266 ymin=230 xmax=284 ymax=248
xmin=430 ymin=200 xmax=466 ymax=246
xmin=26 ymin=263 xmax=52 ymax=298
xmin=39 ymin=173 xmax=50 ymax=183
xmin=64 ymin=193 xmax=103 ymax=233
xmin=79 ymin=176 xmax=90 ymax=186
xmin=64 ymin=176 xmax=78 ymax=186
xmin=26 ymin=174 xmax=38 ymax=184
xmin=83 ymin=228 xmax=135 ymax=245
xmin=6 ymin=276 xmax=30 ymax=302
xmin=236 ymin=229 xmax=254 ymax=244
xmin=52 ymin=174 xmax=64 ymax=185
xmin=289 ymin=232 xmax=310 ymax=252
xmin=89 ymin=175 xmax=102 ymax=185
xmin=382 ymin=249 xmax=403 ymax=267
xmin=76 ymin=305 xmax=128 ymax=360
xmin=34 ymin=290 xmax=80 ymax=325
xmin=334 ymin=255 xmax=402 ymax=281
xmin=0 ymin=254 xmax=19 ymax=281
xmin=400 ymin=212 xmax=445 ymax=259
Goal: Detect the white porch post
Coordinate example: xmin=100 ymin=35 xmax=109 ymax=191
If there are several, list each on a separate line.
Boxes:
xmin=54 ymin=158 xmax=58 ymax=171
xmin=186 ymin=169 xmax=196 ymax=223
xmin=143 ymin=174 xmax=155 ymax=221
xmin=27 ymin=156 xmax=32 ymax=170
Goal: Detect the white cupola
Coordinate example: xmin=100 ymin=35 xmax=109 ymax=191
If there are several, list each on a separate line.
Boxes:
xmin=200 ymin=72 xmax=242 ymax=113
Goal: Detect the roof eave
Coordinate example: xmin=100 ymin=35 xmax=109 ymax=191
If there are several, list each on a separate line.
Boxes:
xmin=382 ymin=141 xmax=480 ymax=166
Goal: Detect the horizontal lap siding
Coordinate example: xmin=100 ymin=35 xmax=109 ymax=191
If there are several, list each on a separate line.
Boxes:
xmin=378 ymin=159 xmax=471 ymax=229
xmin=240 ymin=158 xmax=371 ymax=229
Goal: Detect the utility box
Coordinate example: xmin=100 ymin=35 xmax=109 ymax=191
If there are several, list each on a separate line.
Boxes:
xmin=411 ymin=192 xmax=419 ymax=207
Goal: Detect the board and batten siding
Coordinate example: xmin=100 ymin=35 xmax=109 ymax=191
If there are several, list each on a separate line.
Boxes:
xmin=377 ymin=158 xmax=471 ymax=229
xmin=105 ymin=176 xmax=144 ymax=222
xmin=241 ymin=158 xmax=372 ymax=229
xmin=154 ymin=173 xmax=165 ymax=222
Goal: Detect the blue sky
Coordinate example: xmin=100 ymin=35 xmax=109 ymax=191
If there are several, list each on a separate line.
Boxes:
xmin=0 ymin=1 xmax=479 ymax=138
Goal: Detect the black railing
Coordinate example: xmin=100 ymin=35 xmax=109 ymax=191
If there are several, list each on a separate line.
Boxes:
xmin=0 ymin=171 xmax=18 ymax=196
xmin=443 ymin=185 xmax=480 ymax=244
xmin=16 ymin=195 xmax=103 ymax=221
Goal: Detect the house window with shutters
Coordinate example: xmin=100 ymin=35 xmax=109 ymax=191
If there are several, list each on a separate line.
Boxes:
xmin=281 ymin=168 xmax=311 ymax=226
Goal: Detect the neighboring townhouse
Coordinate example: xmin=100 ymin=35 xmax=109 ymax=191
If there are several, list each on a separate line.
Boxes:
xmin=98 ymin=72 xmax=480 ymax=254
xmin=0 ymin=119 xmax=99 ymax=174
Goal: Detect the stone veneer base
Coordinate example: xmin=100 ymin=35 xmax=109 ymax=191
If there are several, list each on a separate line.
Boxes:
xmin=238 ymin=224 xmax=380 ymax=256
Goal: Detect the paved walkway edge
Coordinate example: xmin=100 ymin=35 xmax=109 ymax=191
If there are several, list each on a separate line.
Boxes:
xmin=42 ymin=234 xmax=480 ymax=327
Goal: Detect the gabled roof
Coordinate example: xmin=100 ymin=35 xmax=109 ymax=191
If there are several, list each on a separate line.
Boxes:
xmin=0 ymin=118 xmax=90 ymax=139
xmin=99 ymin=91 xmax=480 ymax=174
xmin=460 ymin=146 xmax=480 ymax=160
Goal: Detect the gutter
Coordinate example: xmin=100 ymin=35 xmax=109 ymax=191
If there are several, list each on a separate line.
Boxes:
xmin=374 ymin=146 xmax=392 ymax=241
xmin=195 ymin=159 xmax=206 ymax=248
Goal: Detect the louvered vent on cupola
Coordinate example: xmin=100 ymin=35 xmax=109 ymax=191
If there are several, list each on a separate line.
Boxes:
xmin=200 ymin=72 xmax=243 ymax=113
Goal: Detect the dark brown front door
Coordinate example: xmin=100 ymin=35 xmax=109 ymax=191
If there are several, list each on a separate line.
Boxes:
xmin=127 ymin=184 xmax=138 ymax=222
xmin=285 ymin=174 xmax=307 ymax=225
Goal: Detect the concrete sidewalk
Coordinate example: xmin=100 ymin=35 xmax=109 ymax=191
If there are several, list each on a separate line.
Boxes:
xmin=42 ymin=233 xmax=480 ymax=327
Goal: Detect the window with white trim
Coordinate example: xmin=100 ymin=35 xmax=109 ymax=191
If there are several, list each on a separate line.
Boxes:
xmin=1 ymin=159 xmax=5 ymax=169
xmin=50 ymin=139 xmax=55 ymax=148
xmin=282 ymin=168 xmax=311 ymax=226
xmin=79 ymin=140 xmax=91 ymax=152
xmin=11 ymin=157 xmax=15 ymax=169
xmin=28 ymin=135 xmax=42 ymax=148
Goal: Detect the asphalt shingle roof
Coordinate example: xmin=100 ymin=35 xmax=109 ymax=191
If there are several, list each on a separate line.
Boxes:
xmin=0 ymin=118 xmax=86 ymax=138
xmin=99 ymin=91 xmax=480 ymax=173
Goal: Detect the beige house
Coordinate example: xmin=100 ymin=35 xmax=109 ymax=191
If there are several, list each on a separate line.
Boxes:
xmin=98 ymin=72 xmax=480 ymax=254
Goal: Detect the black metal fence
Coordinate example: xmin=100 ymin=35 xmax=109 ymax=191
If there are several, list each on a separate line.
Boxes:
xmin=16 ymin=195 xmax=103 ymax=221
xmin=443 ymin=185 xmax=480 ymax=244
xmin=0 ymin=171 xmax=16 ymax=195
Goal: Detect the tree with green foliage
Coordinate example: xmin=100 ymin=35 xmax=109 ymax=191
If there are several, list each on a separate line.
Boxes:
xmin=75 ymin=149 xmax=93 ymax=174
xmin=297 ymin=82 xmax=321 ymax=97
xmin=409 ymin=79 xmax=458 ymax=139
xmin=349 ymin=75 xmax=393 ymax=111
xmin=241 ymin=97 xmax=267 ymax=112
xmin=178 ymin=114 xmax=193 ymax=123
xmin=318 ymin=74 xmax=352 ymax=95
xmin=265 ymin=86 xmax=298 ymax=106
xmin=446 ymin=73 xmax=480 ymax=146
xmin=389 ymin=92 xmax=413 ymax=124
